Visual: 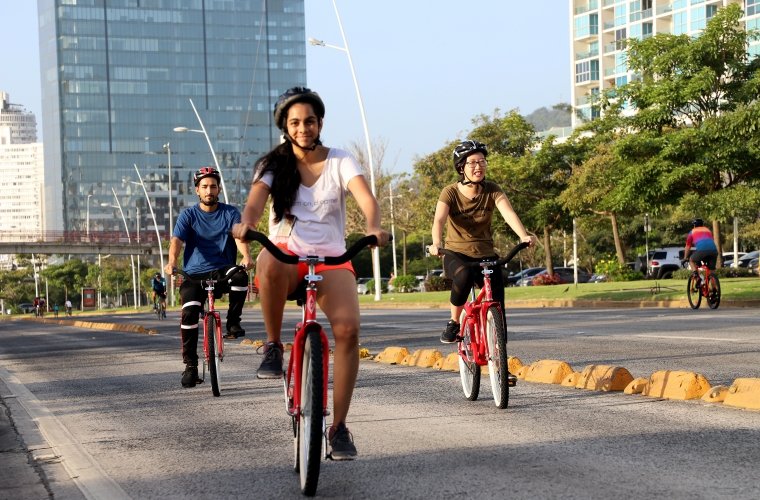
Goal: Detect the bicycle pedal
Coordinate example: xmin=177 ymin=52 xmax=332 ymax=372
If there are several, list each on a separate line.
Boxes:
xmin=507 ymin=377 xmax=517 ymax=387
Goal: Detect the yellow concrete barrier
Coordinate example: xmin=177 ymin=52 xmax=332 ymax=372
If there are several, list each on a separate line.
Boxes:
xmin=374 ymin=346 xmax=409 ymax=365
xmin=575 ymin=365 xmax=634 ymax=391
xmin=701 ymin=386 xmax=729 ymax=404
xmin=432 ymin=352 xmax=459 ymax=371
xmin=516 ymin=364 xmax=530 ymax=379
xmin=561 ymin=372 xmax=581 ymax=387
xmin=359 ymin=348 xmax=373 ymax=359
xmin=641 ymin=370 xmax=711 ymax=400
xmin=523 ymin=359 xmax=574 ymax=384
xmin=508 ymin=356 xmax=524 ymax=375
xmin=401 ymin=349 xmax=442 ymax=367
xmin=723 ymin=378 xmax=760 ymax=410
xmin=624 ymin=377 xmax=648 ymax=394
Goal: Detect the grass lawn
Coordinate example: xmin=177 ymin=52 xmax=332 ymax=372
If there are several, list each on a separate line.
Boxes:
xmin=358 ymin=277 xmax=760 ymax=306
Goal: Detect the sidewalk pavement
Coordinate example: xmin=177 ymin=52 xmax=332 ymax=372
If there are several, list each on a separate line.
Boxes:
xmin=0 ymin=393 xmax=50 ymax=499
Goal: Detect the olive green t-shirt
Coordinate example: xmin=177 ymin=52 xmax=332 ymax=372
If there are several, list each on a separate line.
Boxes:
xmin=439 ymin=181 xmax=504 ymax=258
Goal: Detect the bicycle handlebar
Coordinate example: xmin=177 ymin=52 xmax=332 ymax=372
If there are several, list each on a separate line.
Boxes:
xmin=434 ymin=241 xmax=530 ymax=268
xmin=238 ymin=229 xmax=384 ymax=265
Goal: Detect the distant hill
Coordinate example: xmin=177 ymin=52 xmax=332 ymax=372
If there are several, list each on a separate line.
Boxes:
xmin=524 ymin=103 xmax=572 ymax=132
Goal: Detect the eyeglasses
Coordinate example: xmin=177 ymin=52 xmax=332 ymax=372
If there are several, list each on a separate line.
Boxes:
xmin=465 ymin=159 xmax=488 ymax=168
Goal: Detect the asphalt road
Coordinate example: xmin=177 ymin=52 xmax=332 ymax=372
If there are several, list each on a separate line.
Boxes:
xmin=1 ymin=306 xmax=759 ymax=499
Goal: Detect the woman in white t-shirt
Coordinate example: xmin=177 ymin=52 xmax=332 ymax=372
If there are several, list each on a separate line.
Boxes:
xmin=233 ymin=87 xmax=390 ymax=460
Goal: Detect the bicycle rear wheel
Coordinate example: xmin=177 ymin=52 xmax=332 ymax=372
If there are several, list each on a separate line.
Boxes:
xmin=686 ymin=274 xmax=702 ymax=309
xmin=298 ymin=326 xmax=324 ymax=496
xmin=485 ymin=304 xmax=509 ymax=409
xmin=207 ymin=315 xmax=222 ymax=397
xmin=706 ymin=274 xmax=721 ymax=309
xmin=457 ymin=310 xmax=480 ymax=401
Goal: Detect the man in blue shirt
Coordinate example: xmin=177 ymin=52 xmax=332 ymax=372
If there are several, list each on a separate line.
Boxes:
xmin=165 ymin=167 xmax=253 ymax=388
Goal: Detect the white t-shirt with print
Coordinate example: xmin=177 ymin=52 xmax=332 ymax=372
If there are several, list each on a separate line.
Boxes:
xmin=258 ymin=148 xmax=363 ymax=256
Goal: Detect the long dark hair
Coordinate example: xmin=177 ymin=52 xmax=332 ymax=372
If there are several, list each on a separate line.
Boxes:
xmin=253 ymin=136 xmax=322 ymax=223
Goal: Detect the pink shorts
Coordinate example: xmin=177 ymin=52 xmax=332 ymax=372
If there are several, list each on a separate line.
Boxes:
xmin=253 ymin=242 xmax=355 ymax=289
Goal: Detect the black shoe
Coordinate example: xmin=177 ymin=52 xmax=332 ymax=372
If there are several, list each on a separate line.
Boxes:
xmin=181 ymin=365 xmax=201 ymax=388
xmin=440 ymin=320 xmax=460 ymax=344
xmin=328 ymin=422 xmax=357 ymax=460
xmin=224 ymin=324 xmax=245 ymax=339
xmin=507 ymin=371 xmax=517 ymax=387
xmin=256 ymin=341 xmax=284 ymax=379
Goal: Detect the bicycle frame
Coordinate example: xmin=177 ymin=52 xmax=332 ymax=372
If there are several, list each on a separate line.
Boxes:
xmin=459 ymin=277 xmax=502 ymax=367
xmin=285 ymin=258 xmax=330 ymax=424
xmin=201 ymin=278 xmax=224 ymax=366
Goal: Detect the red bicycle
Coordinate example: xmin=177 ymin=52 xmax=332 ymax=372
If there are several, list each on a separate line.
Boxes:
xmin=687 ymin=260 xmax=721 ymax=310
xmin=242 ymin=229 xmax=379 ymax=496
xmin=435 ymin=243 xmax=528 ymax=409
xmin=173 ymin=266 xmax=247 ymax=397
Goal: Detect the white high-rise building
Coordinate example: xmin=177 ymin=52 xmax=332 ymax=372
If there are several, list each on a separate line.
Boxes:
xmin=0 ymin=92 xmax=45 ymax=237
xmin=569 ymin=0 xmax=760 ymax=126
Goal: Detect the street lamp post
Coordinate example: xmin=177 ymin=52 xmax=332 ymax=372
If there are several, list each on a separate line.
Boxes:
xmin=309 ymin=0 xmax=382 ymax=300
xmin=389 ymin=183 xmax=398 ymax=279
xmin=86 ymin=194 xmax=92 ymax=240
xmin=133 ymin=164 xmax=166 ymax=281
xmin=174 ymin=98 xmax=229 ymax=204
xmin=107 ymin=187 xmax=138 ymax=309
xmin=163 ymin=142 xmax=175 ymax=307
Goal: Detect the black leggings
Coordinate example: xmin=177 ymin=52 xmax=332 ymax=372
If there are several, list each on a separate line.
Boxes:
xmin=443 ymin=250 xmax=505 ymax=310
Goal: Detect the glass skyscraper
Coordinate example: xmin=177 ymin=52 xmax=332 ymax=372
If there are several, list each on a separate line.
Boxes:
xmin=38 ymin=0 xmax=306 ymax=235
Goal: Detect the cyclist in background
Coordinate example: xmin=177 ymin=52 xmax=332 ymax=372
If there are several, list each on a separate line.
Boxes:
xmin=165 ymin=166 xmax=253 ymax=388
xmin=428 ymin=140 xmax=534 ymax=345
xmin=232 ymin=86 xmax=390 ymax=460
xmin=684 ymin=218 xmax=718 ymax=275
xmin=151 ymin=273 xmax=167 ymax=311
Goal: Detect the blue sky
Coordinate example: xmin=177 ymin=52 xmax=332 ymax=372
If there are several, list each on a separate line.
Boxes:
xmin=1 ymin=1 xmax=569 ymax=174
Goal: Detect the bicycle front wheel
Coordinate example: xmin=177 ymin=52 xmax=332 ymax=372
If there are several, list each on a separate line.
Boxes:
xmin=298 ymin=325 xmax=324 ymax=496
xmin=686 ymin=274 xmax=702 ymax=309
xmin=485 ymin=305 xmax=509 ymax=409
xmin=707 ymin=274 xmax=721 ymax=309
xmin=207 ymin=315 xmax=222 ymax=397
xmin=457 ymin=310 xmax=480 ymax=401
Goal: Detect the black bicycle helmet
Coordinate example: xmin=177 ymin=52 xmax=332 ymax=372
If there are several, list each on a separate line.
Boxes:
xmin=193 ymin=166 xmax=221 ymax=186
xmin=692 ymin=218 xmax=704 ymax=227
xmin=273 ymin=86 xmax=325 ymax=131
xmin=452 ymin=140 xmax=488 ymax=173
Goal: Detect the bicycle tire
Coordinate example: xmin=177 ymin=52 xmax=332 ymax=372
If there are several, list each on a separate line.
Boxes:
xmin=207 ymin=315 xmax=221 ymax=397
xmin=707 ymin=274 xmax=721 ymax=309
xmin=686 ymin=274 xmax=702 ymax=309
xmin=298 ymin=326 xmax=323 ymax=496
xmin=457 ymin=310 xmax=480 ymax=401
xmin=486 ymin=304 xmax=509 ymax=409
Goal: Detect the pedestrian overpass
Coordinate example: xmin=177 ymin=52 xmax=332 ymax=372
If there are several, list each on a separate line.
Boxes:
xmin=0 ymin=230 xmax=157 ymax=256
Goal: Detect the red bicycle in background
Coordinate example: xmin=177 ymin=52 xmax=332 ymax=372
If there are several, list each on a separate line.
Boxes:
xmin=242 ymin=229 xmax=380 ymax=497
xmin=435 ymin=243 xmax=528 ymax=409
xmin=173 ymin=266 xmax=247 ymax=397
xmin=687 ymin=260 xmax=721 ymax=310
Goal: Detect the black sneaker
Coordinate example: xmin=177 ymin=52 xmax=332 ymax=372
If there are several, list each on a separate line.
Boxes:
xmin=256 ymin=341 xmax=284 ymax=379
xmin=328 ymin=422 xmax=357 ymax=460
xmin=440 ymin=320 xmax=460 ymax=344
xmin=507 ymin=371 xmax=517 ymax=387
xmin=224 ymin=324 xmax=245 ymax=339
xmin=181 ymin=365 xmax=201 ymax=388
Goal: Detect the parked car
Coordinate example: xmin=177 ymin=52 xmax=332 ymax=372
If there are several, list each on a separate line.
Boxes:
xmin=506 ymin=267 xmax=545 ymax=286
xmin=356 ymin=277 xmax=389 ymax=295
xmin=521 ymin=267 xmax=591 ymax=286
xmin=721 ymin=251 xmax=747 ymax=267
xmin=17 ymin=302 xmax=35 ymax=314
xmin=648 ymin=247 xmax=686 ymax=279
xmin=724 ymin=250 xmax=758 ymax=269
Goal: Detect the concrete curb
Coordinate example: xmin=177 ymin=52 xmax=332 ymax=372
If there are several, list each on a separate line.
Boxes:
xmin=17 ymin=317 xmax=158 ymax=335
xmin=369 ymin=346 xmax=760 ymax=411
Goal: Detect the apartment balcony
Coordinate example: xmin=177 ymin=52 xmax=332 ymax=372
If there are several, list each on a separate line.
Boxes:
xmin=656 ymin=3 xmax=674 ymax=17
xmin=576 ymin=47 xmax=600 ymax=60
xmin=630 ymin=8 xmax=653 ymax=22
xmin=574 ymin=1 xmax=599 ymax=15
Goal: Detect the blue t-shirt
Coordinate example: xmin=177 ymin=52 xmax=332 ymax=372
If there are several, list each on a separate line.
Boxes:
xmin=174 ymin=203 xmax=241 ymax=274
